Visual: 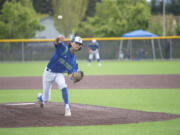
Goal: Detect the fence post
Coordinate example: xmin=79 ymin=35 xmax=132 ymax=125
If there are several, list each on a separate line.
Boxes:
xmin=158 ymin=39 xmax=163 ymax=59
xmin=118 ymin=40 xmax=123 ymax=60
xmin=151 ymin=39 xmax=156 ymax=60
xmin=21 ymin=42 xmax=24 ymax=62
xmin=170 ymin=39 xmax=172 ymax=60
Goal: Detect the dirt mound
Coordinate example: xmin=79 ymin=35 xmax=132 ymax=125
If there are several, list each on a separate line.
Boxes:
xmin=0 ymin=102 xmax=180 ymax=128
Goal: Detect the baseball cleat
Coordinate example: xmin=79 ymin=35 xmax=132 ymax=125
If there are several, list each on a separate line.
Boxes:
xmin=37 ymin=93 xmax=44 ymax=108
xmin=40 ymin=102 xmax=44 ymax=108
xmin=65 ymin=107 xmax=71 ymax=117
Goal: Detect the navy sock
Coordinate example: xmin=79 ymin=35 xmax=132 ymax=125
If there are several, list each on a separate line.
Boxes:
xmin=62 ymin=87 xmax=69 ymax=105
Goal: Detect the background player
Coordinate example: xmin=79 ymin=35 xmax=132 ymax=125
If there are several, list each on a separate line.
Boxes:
xmin=88 ymin=39 xmax=101 ymax=66
xmin=37 ymin=35 xmax=83 ymax=117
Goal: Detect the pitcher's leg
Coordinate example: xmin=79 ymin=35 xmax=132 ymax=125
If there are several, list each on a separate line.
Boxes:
xmin=62 ymin=87 xmax=70 ymax=109
xmin=42 ymin=69 xmax=55 ymax=102
xmin=55 ymin=73 xmax=68 ymax=105
xmin=55 ymin=73 xmax=71 ymax=116
xmin=62 ymin=87 xmax=71 ymax=116
xmin=42 ymin=81 xmax=52 ymax=102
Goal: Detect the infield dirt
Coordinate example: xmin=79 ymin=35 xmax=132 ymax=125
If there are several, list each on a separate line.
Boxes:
xmin=0 ymin=74 xmax=180 ymax=89
xmin=0 ymin=74 xmax=180 ymax=128
xmin=0 ymin=102 xmax=180 ymax=128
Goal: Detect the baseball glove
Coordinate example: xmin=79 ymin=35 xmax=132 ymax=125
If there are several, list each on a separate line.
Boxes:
xmin=72 ymin=71 xmax=84 ymax=83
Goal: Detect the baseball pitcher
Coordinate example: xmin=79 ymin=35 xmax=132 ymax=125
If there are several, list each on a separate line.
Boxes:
xmin=37 ymin=35 xmax=84 ymax=117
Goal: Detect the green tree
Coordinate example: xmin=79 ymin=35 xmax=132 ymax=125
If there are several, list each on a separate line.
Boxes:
xmin=148 ymin=14 xmax=177 ymax=36
xmin=0 ymin=0 xmax=42 ymax=39
xmin=151 ymin=0 xmax=180 ymax=16
xmin=18 ymin=0 xmax=34 ymax=9
xmin=52 ymin=0 xmax=88 ymax=37
xmin=168 ymin=0 xmax=180 ymax=16
xmin=76 ymin=0 xmax=151 ymax=37
xmin=176 ymin=23 xmax=180 ymax=35
xmin=84 ymin=0 xmax=101 ymax=20
xmin=151 ymin=0 xmax=161 ymax=14
xmin=148 ymin=15 xmax=162 ymax=36
xmin=0 ymin=0 xmax=6 ymax=10
xmin=32 ymin=0 xmax=53 ymax=14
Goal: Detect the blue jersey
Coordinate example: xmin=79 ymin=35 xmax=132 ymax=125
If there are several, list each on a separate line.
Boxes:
xmin=47 ymin=42 xmax=78 ymax=74
xmin=88 ymin=42 xmax=99 ymax=51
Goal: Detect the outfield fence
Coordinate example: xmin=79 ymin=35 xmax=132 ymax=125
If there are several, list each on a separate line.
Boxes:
xmin=0 ymin=36 xmax=180 ymax=61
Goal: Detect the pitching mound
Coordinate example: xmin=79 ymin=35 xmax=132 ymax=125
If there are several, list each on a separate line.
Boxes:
xmin=0 ymin=102 xmax=180 ymax=128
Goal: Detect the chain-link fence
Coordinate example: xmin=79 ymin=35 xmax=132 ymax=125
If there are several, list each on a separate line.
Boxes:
xmin=0 ymin=37 xmax=180 ymax=61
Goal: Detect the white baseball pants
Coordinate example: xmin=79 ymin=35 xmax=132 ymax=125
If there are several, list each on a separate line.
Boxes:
xmin=89 ymin=50 xmax=100 ymax=60
xmin=42 ymin=68 xmax=67 ymax=102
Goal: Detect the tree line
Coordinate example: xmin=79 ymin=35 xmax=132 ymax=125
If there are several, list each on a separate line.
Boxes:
xmin=0 ymin=0 xmax=43 ymax=39
xmin=151 ymin=0 xmax=180 ymax=15
xmin=0 ymin=0 xmax=180 ymax=39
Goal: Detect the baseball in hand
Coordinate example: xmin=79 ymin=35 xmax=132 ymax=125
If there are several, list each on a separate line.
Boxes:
xmin=58 ymin=15 xmax=63 ymax=20
xmin=56 ymin=35 xmax=65 ymax=43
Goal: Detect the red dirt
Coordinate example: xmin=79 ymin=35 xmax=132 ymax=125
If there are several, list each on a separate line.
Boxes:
xmin=1 ymin=74 xmax=180 ymax=128
xmin=0 ymin=102 xmax=180 ymax=128
xmin=0 ymin=75 xmax=180 ymax=89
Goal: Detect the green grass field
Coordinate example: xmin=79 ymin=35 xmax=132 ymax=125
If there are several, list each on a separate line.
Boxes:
xmin=0 ymin=60 xmax=180 ymax=76
xmin=0 ymin=61 xmax=180 ymax=135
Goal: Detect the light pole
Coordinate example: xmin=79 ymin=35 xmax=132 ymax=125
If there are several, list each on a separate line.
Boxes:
xmin=162 ymin=0 xmax=166 ymax=36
